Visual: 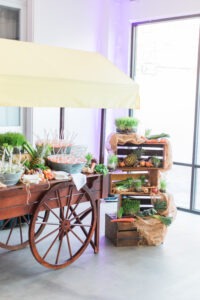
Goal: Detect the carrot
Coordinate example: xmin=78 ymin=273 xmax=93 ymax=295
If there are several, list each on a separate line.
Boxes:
xmin=145 ymin=161 xmax=153 ymax=167
xmin=119 ymin=161 xmax=125 ymax=167
xmin=111 ymin=218 xmax=135 ymax=223
xmin=158 ymin=139 xmax=167 ymax=143
xmin=145 ymin=139 xmax=158 ymax=144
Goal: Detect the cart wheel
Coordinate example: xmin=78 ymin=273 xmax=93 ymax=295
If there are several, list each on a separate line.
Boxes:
xmin=29 ymin=181 xmax=97 ymax=269
xmin=0 ymin=212 xmax=49 ymax=251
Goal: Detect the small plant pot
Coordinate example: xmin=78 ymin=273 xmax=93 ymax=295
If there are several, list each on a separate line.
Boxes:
xmin=0 ymin=171 xmax=22 ymax=186
xmin=107 ymin=163 xmax=117 ymax=171
xmin=134 ymin=186 xmax=142 ymax=192
xmin=116 ymin=128 xmax=137 ymax=134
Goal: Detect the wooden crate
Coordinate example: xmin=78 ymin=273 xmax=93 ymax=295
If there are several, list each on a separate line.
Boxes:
xmin=118 ymin=194 xmax=154 ymax=214
xmin=110 ymin=171 xmax=159 ymax=194
xmin=109 ymin=172 xmax=160 ymax=216
xmin=117 ymin=142 xmax=166 ymax=169
xmin=105 ymin=213 xmax=142 ymax=246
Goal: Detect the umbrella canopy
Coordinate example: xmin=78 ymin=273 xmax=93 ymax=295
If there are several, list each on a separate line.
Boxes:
xmin=0 ymin=38 xmax=139 ymax=109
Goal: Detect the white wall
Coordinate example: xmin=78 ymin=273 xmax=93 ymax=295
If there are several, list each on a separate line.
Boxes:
xmin=29 ymin=0 xmax=200 ymax=159
xmin=31 ymin=0 xmax=104 ymax=158
xmin=128 ymin=0 xmax=200 ymax=22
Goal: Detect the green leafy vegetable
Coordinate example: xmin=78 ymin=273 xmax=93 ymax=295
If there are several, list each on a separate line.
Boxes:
xmin=152 ymin=215 xmax=173 ymax=226
xmin=117 ymin=207 xmax=124 ymax=218
xmin=147 ymin=133 xmax=170 ymax=140
xmin=85 ymin=153 xmax=93 ymax=166
xmin=137 ymin=208 xmax=157 ymax=217
xmin=137 ymin=208 xmax=172 ymax=226
xmin=94 ymin=164 xmax=108 ymax=175
xmin=153 ymin=199 xmax=167 ymax=211
xmin=115 ymin=177 xmax=134 ymax=189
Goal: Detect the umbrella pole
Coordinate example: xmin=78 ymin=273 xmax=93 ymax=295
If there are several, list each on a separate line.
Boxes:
xmin=99 ymin=109 xmax=106 ymax=164
xmin=128 ymin=108 xmax=133 ymax=117
xmin=59 ymin=107 xmax=65 ymax=139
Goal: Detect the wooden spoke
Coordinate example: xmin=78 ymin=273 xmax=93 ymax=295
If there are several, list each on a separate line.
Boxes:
xmin=55 ymin=232 xmax=64 ymax=264
xmin=69 ymin=207 xmax=96 ymax=250
xmin=65 ymin=185 xmax=73 ymax=219
xmin=68 ymin=192 xmax=85 ymax=219
xmin=0 ymin=211 xmax=49 ymax=251
xmin=18 ymin=217 xmax=23 ymax=244
xmin=69 ymin=207 xmax=92 ymax=222
xmin=35 ymin=227 xmax=60 ymax=245
xmin=0 ymin=218 xmax=11 ymax=230
xmin=6 ymin=218 xmax=17 ymax=245
xmin=42 ymin=232 xmax=60 ymax=260
xmin=29 ymin=181 xmax=97 ymax=269
xmin=66 ymin=232 xmax=72 ymax=258
xmin=43 ymin=201 xmax=62 ymax=222
xmin=21 ymin=215 xmax=31 ymax=225
xmin=0 ymin=216 xmax=28 ymax=250
xmin=68 ymin=228 xmax=84 ymax=244
xmin=71 ymin=224 xmax=92 ymax=227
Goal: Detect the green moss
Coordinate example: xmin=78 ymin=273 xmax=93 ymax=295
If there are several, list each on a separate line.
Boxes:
xmin=122 ymin=198 xmax=140 ymax=216
xmin=0 ymin=132 xmax=27 ymax=147
xmin=115 ymin=117 xmax=139 ymax=131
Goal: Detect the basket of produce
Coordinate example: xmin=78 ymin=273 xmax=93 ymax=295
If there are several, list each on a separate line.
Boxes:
xmin=46 ymin=154 xmax=86 ymax=174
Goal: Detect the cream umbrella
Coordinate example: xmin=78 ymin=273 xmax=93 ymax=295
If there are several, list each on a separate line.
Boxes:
xmin=0 ymin=38 xmax=139 ymax=109
xmin=0 ymin=38 xmax=140 ymax=161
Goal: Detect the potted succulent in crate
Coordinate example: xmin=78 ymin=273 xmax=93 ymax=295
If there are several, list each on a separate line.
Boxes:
xmin=151 ymin=156 xmax=161 ymax=168
xmin=0 ymin=144 xmax=24 ymax=186
xmin=133 ymin=179 xmax=142 ymax=192
xmin=159 ymin=178 xmax=167 ymax=193
xmin=107 ymin=154 xmax=118 ymax=170
xmin=115 ymin=117 xmax=139 ymax=134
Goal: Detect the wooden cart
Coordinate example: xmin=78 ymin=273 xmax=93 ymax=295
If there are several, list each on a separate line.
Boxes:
xmin=0 ymin=174 xmax=101 ymax=269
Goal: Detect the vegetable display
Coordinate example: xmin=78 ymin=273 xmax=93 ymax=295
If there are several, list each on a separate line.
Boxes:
xmin=153 ymin=199 xmax=167 ymax=211
xmin=147 ymin=133 xmax=170 ymax=140
xmin=137 ymin=208 xmax=172 ymax=226
xmin=94 ymin=164 xmax=108 ymax=175
xmin=120 ymin=198 xmax=140 ymax=216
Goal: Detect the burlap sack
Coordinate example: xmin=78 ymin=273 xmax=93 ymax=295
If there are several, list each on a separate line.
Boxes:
xmin=135 ymin=216 xmax=168 ymax=246
xmin=106 ymin=132 xmax=146 ymax=153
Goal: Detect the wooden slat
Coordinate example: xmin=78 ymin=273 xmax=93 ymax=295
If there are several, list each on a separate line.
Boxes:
xmin=0 ymin=175 xmax=102 ymax=221
xmin=105 ymin=213 xmax=141 ymax=247
xmin=116 ymin=142 xmax=165 ymax=169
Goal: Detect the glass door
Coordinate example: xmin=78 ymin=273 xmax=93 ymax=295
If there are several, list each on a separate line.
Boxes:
xmin=131 ymin=16 xmax=200 ymax=212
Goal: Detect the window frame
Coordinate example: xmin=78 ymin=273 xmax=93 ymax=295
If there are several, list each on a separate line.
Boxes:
xmin=130 ymin=14 xmax=200 ymax=214
xmin=0 ymin=0 xmax=33 ymax=142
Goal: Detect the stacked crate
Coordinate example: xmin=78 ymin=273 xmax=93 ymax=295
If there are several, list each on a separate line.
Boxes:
xmin=105 ymin=141 xmax=166 ymax=247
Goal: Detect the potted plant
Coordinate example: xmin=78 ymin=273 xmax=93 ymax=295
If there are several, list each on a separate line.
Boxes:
xmin=0 ymin=144 xmax=24 ymax=186
xmin=115 ymin=117 xmax=139 ymax=134
xmin=85 ymin=152 xmax=93 ymax=167
xmin=133 ymin=179 xmax=142 ymax=192
xmin=159 ymin=178 xmax=167 ymax=193
xmin=151 ymin=156 xmax=161 ymax=168
xmin=0 ymin=132 xmax=27 ymax=153
xmin=107 ymin=154 xmax=118 ymax=170
xmin=121 ymin=198 xmax=140 ymax=216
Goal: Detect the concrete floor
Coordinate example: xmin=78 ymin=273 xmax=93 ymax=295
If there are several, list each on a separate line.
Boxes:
xmin=1 ymin=202 xmax=200 ymax=300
